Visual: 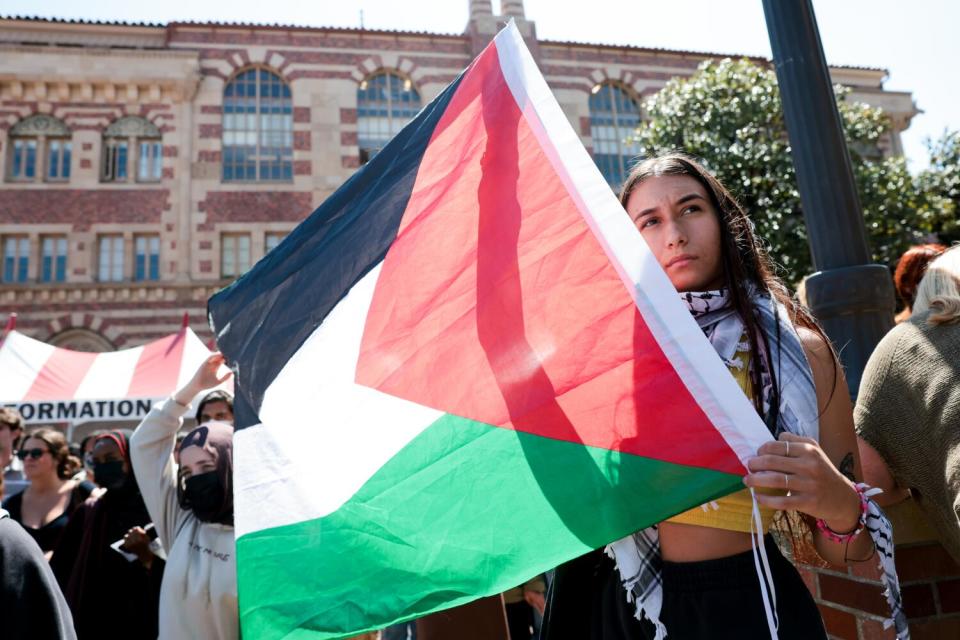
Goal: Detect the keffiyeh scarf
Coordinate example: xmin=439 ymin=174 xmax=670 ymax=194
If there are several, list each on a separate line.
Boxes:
xmin=605 ymin=286 xmax=908 ymax=639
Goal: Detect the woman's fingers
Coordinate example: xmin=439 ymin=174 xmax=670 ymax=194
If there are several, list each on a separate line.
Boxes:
xmin=778 ymin=432 xmax=815 ymax=444
xmin=752 ymin=492 xmax=803 ymax=511
xmin=746 ymin=453 xmax=806 ymax=474
xmin=743 ymin=471 xmax=794 ymax=491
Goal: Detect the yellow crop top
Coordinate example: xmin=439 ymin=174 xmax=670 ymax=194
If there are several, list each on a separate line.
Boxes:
xmin=664 ymin=338 xmax=784 ymax=534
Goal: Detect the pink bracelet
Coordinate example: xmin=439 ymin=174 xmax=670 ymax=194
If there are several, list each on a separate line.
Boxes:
xmin=816 ymin=483 xmax=869 ymax=543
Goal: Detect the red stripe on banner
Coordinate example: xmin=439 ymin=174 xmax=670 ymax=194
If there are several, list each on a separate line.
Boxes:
xmin=126 ymin=331 xmax=187 ymax=399
xmin=23 ymin=348 xmax=99 ymax=401
xmin=356 ymin=45 xmax=744 ymax=475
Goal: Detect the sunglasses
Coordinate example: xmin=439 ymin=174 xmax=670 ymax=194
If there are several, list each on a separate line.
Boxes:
xmin=16 ymin=448 xmax=49 ymax=461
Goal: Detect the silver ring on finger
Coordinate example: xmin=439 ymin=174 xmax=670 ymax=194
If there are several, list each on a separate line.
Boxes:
xmin=785 ymin=440 xmax=790 ymax=457
xmin=784 ymin=473 xmax=789 ymax=492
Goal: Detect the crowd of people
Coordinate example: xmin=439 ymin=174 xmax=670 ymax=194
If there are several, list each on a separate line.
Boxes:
xmin=1 ymin=154 xmax=957 ymax=640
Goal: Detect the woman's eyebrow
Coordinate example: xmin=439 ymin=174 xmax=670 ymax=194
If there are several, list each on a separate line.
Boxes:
xmin=675 ymin=193 xmax=705 ymax=206
xmin=636 ymin=193 xmax=704 ymax=219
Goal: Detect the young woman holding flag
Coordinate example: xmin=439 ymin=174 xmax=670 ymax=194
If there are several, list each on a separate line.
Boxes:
xmin=542 ymin=153 xmax=905 ymax=639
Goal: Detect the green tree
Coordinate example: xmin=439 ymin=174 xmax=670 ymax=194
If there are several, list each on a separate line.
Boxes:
xmin=916 ymin=130 xmax=960 ymax=245
xmin=632 ymin=58 xmax=936 ymax=284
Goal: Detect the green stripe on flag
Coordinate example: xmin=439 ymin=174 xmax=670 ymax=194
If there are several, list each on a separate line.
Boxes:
xmin=237 ymin=413 xmax=742 ymax=639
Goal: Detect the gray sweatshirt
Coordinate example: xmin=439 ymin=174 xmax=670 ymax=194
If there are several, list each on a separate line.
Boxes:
xmin=131 ymin=398 xmax=238 ymax=640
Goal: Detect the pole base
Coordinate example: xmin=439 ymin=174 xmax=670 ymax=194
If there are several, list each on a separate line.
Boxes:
xmin=804 ymin=264 xmax=895 ymax=400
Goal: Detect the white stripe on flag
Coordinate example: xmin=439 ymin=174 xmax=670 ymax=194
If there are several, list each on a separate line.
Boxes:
xmin=493 ymin=23 xmax=771 ymax=465
xmin=235 ymin=265 xmax=443 ymax=538
xmin=73 ymin=346 xmax=144 ymax=400
xmin=0 ymin=332 xmax=56 ymax=402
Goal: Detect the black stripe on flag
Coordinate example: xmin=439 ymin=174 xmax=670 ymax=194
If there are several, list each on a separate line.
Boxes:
xmin=208 ymin=72 xmax=466 ymax=430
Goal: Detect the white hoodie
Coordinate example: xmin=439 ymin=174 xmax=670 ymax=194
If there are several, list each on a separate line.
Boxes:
xmin=131 ymin=398 xmax=238 ymax=640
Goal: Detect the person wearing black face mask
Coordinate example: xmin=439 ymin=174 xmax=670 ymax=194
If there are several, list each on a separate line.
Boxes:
xmin=50 ymin=432 xmax=163 ymax=640
xmin=131 ymin=353 xmax=238 ymax=640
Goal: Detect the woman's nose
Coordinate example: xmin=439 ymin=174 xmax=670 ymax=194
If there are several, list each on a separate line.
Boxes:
xmin=665 ymin=221 xmax=686 ymax=248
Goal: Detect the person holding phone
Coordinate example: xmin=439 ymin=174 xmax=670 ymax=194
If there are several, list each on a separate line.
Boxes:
xmin=131 ymin=353 xmax=237 ymax=640
xmin=50 ymin=431 xmax=162 ymax=640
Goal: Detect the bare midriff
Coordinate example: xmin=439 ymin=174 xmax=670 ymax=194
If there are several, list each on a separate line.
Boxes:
xmin=658 ymin=521 xmax=756 ymax=562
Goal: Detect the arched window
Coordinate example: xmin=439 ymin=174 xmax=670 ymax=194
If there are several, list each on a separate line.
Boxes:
xmin=357 ymin=71 xmax=421 ymax=164
xmin=589 ymin=83 xmax=642 ymax=188
xmin=7 ymin=114 xmax=71 ymax=183
xmin=223 ymin=68 xmax=293 ymax=182
xmin=102 ymin=116 xmax=163 ymax=183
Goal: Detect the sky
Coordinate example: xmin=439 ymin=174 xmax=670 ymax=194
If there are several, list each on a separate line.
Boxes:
xmin=6 ymin=0 xmax=957 ymax=171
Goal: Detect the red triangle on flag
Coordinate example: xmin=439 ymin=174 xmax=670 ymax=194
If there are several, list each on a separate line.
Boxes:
xmin=356 ymin=45 xmax=742 ymax=476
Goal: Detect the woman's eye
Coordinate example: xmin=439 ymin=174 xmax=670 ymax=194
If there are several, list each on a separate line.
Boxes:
xmin=639 ymin=217 xmax=658 ymax=229
xmin=681 ymin=205 xmax=700 ymax=215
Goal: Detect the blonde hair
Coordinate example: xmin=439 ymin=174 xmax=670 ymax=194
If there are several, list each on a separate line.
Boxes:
xmin=913 ymin=245 xmax=960 ymax=325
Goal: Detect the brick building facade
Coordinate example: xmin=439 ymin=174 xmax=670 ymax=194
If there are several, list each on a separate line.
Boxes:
xmin=3 ymin=3 xmax=957 ymax=637
xmin=0 ymin=1 xmax=916 ymax=350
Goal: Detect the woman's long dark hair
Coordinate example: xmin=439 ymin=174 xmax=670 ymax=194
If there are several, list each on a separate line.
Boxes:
xmin=619 ymin=153 xmax=837 ymax=426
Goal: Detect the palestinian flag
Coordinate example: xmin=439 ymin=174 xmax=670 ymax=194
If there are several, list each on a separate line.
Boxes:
xmin=208 ymin=22 xmax=772 ymax=640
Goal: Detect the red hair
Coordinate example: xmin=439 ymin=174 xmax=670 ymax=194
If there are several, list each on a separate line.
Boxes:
xmin=894 ymin=244 xmax=946 ymax=321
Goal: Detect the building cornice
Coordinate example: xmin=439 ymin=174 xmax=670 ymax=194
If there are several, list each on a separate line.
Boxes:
xmin=0 ymin=281 xmax=222 ymax=307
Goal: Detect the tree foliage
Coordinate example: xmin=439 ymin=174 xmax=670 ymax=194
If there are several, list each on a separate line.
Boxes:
xmin=916 ymin=130 xmax=960 ymax=245
xmin=632 ymin=58 xmax=952 ymax=284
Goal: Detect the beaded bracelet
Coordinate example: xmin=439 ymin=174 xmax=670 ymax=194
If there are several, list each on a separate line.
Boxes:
xmin=816 ymin=482 xmax=869 ymax=543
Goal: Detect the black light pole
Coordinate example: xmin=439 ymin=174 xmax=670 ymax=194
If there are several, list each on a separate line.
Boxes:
xmin=761 ymin=0 xmax=895 ymax=399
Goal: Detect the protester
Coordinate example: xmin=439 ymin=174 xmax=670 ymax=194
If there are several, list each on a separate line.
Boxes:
xmin=0 ymin=508 xmax=77 ymax=640
xmin=857 ymin=245 xmax=960 ymax=561
xmin=0 ymin=407 xmax=28 ymax=500
xmin=892 ymin=243 xmax=946 ymax=323
xmin=50 ymin=431 xmax=162 ymax=640
xmin=542 ymin=154 xmax=887 ymax=639
xmin=2 ymin=429 xmax=93 ymax=558
xmin=131 ymin=353 xmax=237 ymax=640
xmin=77 ymin=431 xmax=107 ymax=486
xmin=195 ymin=389 xmax=234 ymax=425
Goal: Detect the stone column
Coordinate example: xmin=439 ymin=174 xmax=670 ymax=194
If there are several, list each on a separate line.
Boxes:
xmin=176 ymin=74 xmax=201 ymax=283
xmin=469 ymin=0 xmax=494 ymax=19
xmin=502 ymin=0 xmax=526 ymax=18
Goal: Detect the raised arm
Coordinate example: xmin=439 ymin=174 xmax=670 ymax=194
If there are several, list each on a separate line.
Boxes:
xmin=130 ymin=353 xmax=232 ymax=551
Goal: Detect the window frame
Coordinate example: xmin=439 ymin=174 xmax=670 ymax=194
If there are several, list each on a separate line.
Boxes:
xmin=588 ymin=82 xmax=643 ymax=189
xmin=133 ymin=234 xmax=161 ymax=282
xmin=357 ymin=70 xmax=422 ymax=165
xmin=222 ymin=67 xmax=294 ymax=183
xmin=40 ymin=235 xmax=68 ymax=283
xmin=220 ymin=233 xmax=252 ymax=279
xmin=6 ymin=115 xmax=72 ymax=184
xmin=1 ymin=235 xmax=30 ymax=284
xmin=97 ymin=235 xmax=125 ymax=283
xmin=264 ymin=231 xmax=285 ymax=254
xmin=101 ymin=117 xmax=163 ymax=184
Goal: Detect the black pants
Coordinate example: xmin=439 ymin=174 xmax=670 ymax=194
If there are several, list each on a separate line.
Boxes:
xmin=506 ymin=601 xmax=535 ymax=640
xmin=541 ymin=535 xmax=826 ymax=640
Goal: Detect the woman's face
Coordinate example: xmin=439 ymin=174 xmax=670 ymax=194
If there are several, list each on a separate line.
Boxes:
xmin=20 ymin=437 xmax=56 ymax=480
xmin=625 ymin=174 xmax=725 ymax=292
xmin=91 ymin=439 xmax=130 ymax=475
xmin=179 ymin=445 xmax=217 ymax=480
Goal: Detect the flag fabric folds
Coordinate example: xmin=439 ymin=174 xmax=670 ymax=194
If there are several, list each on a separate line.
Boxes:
xmin=208 ymin=22 xmax=773 ymax=640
